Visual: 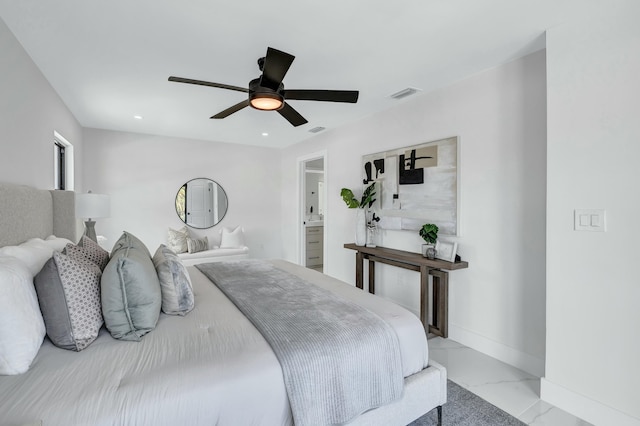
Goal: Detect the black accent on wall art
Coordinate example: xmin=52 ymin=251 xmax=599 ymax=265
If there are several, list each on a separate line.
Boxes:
xmin=363 ymin=158 xmax=387 ymax=184
xmin=399 ymin=154 xmax=424 ymax=185
xmin=404 ymin=148 xmax=435 ymax=169
xmin=373 ymin=159 xmax=385 ymax=178
xmin=363 ymin=161 xmax=373 ymax=184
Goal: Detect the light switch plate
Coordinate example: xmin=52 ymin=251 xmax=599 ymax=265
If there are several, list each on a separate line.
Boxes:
xmin=574 ymin=209 xmax=606 ymax=232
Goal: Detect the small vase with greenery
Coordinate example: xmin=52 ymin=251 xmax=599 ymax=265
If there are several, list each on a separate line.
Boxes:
xmin=419 ymin=223 xmax=439 ymax=259
xmin=341 ymin=183 xmax=376 ymax=246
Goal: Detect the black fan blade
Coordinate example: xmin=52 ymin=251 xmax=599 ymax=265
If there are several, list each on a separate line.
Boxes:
xmin=260 ymin=47 xmax=295 ymax=90
xmin=284 ymin=89 xmax=359 ymax=103
xmin=278 ymin=102 xmax=308 ymax=127
xmin=211 ymin=100 xmax=250 ymax=119
xmin=169 ymin=76 xmax=248 ymax=93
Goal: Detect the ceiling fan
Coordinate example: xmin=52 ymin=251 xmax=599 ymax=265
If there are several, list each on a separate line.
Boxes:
xmin=168 ymin=47 xmax=359 ymax=127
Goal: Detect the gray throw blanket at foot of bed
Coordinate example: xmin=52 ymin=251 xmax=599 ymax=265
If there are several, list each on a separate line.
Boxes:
xmin=196 ymin=260 xmax=404 ymax=426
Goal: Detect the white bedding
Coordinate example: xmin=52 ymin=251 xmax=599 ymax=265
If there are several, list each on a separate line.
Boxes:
xmin=0 ymin=260 xmax=428 ymax=426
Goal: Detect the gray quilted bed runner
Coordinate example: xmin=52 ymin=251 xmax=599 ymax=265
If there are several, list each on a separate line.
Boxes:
xmin=196 ymin=260 xmax=403 ymax=426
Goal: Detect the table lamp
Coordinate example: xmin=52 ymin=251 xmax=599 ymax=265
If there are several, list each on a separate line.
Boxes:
xmin=75 ymin=191 xmax=110 ymax=243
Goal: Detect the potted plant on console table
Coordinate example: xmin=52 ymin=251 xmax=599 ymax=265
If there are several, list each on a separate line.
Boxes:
xmin=340 ymin=182 xmax=376 ymax=246
xmin=419 ymin=223 xmax=439 ymax=259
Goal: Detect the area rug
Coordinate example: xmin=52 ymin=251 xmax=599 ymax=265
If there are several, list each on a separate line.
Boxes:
xmin=408 ymin=380 xmax=526 ymax=425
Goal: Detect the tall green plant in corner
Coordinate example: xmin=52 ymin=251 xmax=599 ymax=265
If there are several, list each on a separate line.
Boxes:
xmin=340 ymin=182 xmax=376 ymax=209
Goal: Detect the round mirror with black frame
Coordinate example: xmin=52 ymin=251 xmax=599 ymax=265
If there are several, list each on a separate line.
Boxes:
xmin=175 ymin=178 xmax=228 ymax=229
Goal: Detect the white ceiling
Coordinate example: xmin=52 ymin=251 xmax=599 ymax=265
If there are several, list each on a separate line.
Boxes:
xmin=0 ymin=1 xmax=607 ymax=148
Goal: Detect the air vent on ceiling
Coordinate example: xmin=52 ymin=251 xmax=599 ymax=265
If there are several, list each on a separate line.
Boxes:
xmin=309 ymin=126 xmax=326 ymax=133
xmin=390 ymin=87 xmax=421 ymax=100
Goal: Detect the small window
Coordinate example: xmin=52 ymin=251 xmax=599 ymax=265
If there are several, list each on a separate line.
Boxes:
xmin=54 ymin=142 xmax=66 ymax=190
xmin=53 ymin=131 xmax=74 ymax=191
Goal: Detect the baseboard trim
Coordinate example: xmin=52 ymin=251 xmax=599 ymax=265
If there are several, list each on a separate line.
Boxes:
xmin=448 ymin=324 xmax=545 ymax=377
xmin=541 ymin=378 xmax=640 ymax=426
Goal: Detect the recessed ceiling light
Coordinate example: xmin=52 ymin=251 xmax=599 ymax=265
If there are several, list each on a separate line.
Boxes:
xmin=309 ymin=126 xmax=325 ymax=133
xmin=133 ymin=115 xmax=143 ymax=120
xmin=262 ymin=132 xmax=269 ymax=137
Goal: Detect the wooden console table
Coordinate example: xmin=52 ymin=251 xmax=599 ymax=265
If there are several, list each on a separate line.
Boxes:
xmin=344 ymin=243 xmax=468 ymax=338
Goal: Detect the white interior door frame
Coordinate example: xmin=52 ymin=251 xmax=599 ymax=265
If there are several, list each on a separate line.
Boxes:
xmin=296 ymin=150 xmax=327 ymax=269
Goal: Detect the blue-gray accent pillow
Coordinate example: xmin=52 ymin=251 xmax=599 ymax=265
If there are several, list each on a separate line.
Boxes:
xmin=110 ymin=231 xmax=151 ymax=258
xmin=101 ymin=232 xmax=160 ymax=341
xmin=152 ymin=245 xmax=195 ymax=316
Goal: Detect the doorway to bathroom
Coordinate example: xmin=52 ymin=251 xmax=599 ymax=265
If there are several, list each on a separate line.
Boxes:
xmin=299 ymin=153 xmax=326 ymax=273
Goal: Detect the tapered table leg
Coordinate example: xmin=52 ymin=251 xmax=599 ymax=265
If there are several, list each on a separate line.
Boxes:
xmin=368 ymin=260 xmax=375 ymax=294
xmin=420 ymin=265 xmax=430 ymax=334
xmin=355 ymin=251 xmax=363 ymax=290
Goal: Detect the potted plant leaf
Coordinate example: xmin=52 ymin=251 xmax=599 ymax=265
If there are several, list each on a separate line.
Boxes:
xmin=340 ymin=182 xmax=376 ymax=209
xmin=341 ymin=182 xmax=376 ymax=246
xmin=419 ymin=223 xmax=438 ymax=259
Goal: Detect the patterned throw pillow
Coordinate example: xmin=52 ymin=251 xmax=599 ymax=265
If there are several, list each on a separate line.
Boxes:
xmin=187 ymin=237 xmax=208 ymax=254
xmin=152 ymin=245 xmax=195 ymax=316
xmin=167 ymin=226 xmax=189 ymax=254
xmin=33 ymin=252 xmax=103 ymax=351
xmin=68 ymin=236 xmax=110 ymax=270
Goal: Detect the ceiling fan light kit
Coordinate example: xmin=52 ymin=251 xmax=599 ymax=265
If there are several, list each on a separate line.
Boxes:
xmin=250 ymin=95 xmax=283 ymax=111
xmin=169 ymin=47 xmax=359 ymax=127
xmin=248 ymin=78 xmax=284 ymax=111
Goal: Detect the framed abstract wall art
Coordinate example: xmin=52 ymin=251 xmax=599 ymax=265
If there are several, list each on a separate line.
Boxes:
xmin=362 ymin=136 xmax=459 ymax=236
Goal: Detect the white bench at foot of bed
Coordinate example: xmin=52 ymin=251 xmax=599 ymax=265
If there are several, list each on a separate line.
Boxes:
xmin=177 ymin=246 xmax=249 ymax=266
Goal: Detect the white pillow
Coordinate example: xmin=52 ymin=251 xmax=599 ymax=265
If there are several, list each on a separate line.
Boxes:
xmin=0 ymin=256 xmax=46 ymax=375
xmin=45 ymin=235 xmax=74 ymax=252
xmin=0 ymin=239 xmax=54 ymax=276
xmin=220 ymin=226 xmax=245 ymax=248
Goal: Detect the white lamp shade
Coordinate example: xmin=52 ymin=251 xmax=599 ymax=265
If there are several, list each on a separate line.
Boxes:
xmin=75 ymin=193 xmax=110 ymax=219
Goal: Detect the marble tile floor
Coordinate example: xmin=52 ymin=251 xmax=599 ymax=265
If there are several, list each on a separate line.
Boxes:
xmin=428 ymin=337 xmax=593 ymax=426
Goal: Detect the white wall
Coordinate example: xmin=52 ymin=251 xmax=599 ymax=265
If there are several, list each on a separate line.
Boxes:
xmin=0 ymin=17 xmax=83 ymax=189
xmin=82 ymin=128 xmax=283 ymax=258
xmin=281 ymin=50 xmax=547 ymax=376
xmin=543 ymin=4 xmax=640 ymax=425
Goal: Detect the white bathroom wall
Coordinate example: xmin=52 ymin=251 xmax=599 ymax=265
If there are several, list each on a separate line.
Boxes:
xmin=543 ymin=3 xmax=640 ymax=424
xmin=281 ymin=50 xmax=547 ymax=376
xmin=305 ymin=171 xmax=323 ymax=217
xmin=82 ymin=128 xmax=283 ymax=258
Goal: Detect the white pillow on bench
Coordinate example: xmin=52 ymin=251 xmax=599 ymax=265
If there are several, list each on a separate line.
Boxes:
xmin=220 ymin=226 xmax=244 ymax=248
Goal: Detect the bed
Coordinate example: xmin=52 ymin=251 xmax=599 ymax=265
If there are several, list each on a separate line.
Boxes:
xmin=0 ymin=183 xmax=446 ymax=426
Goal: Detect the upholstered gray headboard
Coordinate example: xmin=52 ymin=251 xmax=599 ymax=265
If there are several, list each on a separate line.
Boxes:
xmin=0 ymin=183 xmax=80 ymax=247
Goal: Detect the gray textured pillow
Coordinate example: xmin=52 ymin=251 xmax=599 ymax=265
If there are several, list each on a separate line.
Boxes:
xmin=187 ymin=236 xmax=208 ymax=254
xmin=34 ymin=252 xmax=103 ymax=351
xmin=101 ymin=232 xmax=161 ymax=341
xmin=167 ymin=226 xmax=189 ymax=254
xmin=152 ymin=245 xmax=195 ymax=316
xmin=65 ymin=236 xmax=109 ymax=270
